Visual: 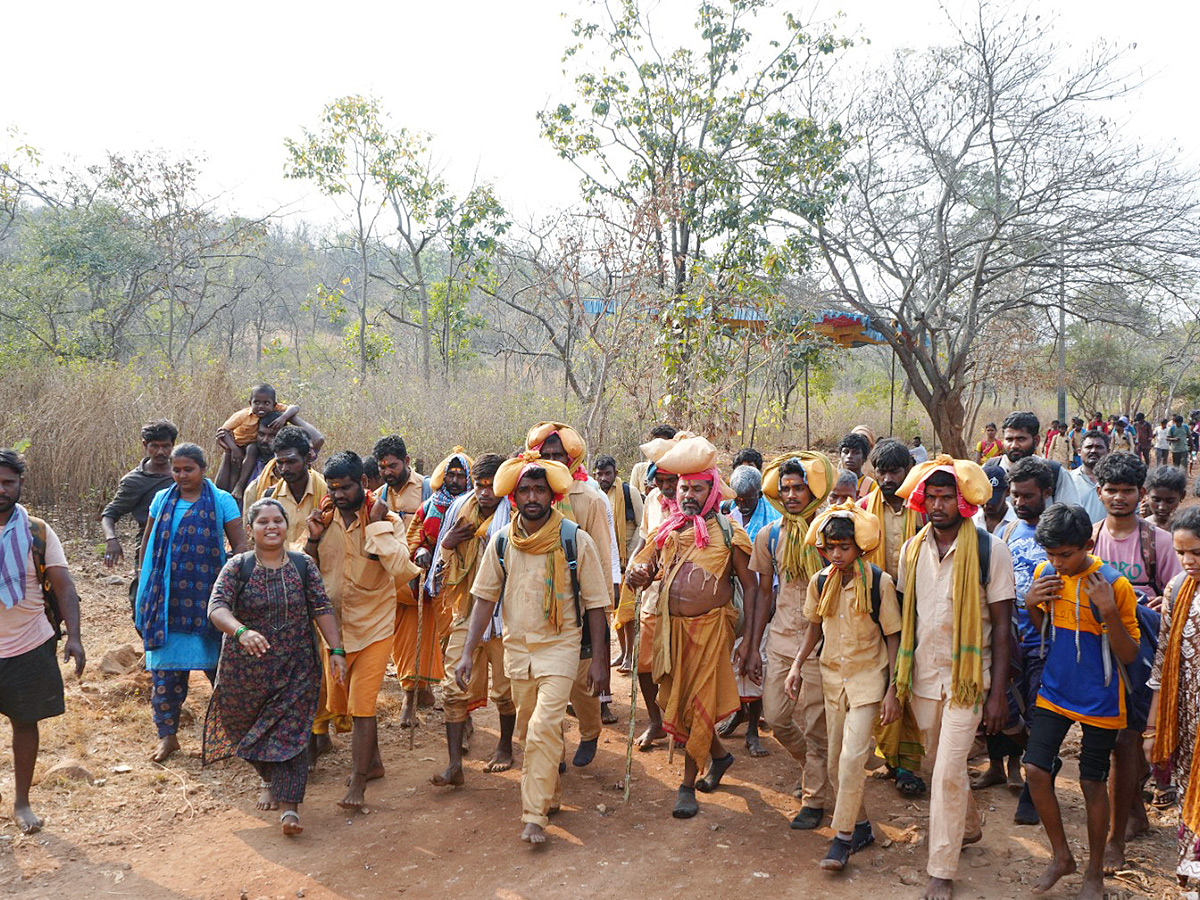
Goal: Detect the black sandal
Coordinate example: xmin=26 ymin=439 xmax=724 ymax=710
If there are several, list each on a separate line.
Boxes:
xmin=895 ymin=768 xmax=927 ymax=796
xmin=673 ymin=785 xmax=699 ymax=818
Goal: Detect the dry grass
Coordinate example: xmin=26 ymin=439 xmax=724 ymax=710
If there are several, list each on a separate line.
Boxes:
xmin=0 ymin=356 xmax=1064 ymax=517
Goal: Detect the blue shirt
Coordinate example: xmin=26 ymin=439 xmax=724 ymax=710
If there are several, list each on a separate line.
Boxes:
xmin=1005 ymin=519 xmax=1047 ymax=648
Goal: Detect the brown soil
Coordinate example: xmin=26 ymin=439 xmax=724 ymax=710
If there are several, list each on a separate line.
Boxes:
xmin=0 ymin=528 xmax=1179 ymax=900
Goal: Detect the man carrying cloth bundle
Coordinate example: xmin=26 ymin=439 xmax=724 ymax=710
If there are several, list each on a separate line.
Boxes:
xmin=525 ymin=421 xmax=620 ymax=762
xmin=455 ymin=452 xmax=610 ymax=846
xmin=615 ymin=432 xmax=689 ymax=751
xmin=395 ymin=448 xmax=473 ymax=728
xmin=429 ymin=453 xmax=515 ymax=786
xmin=743 ymin=451 xmax=835 ymax=829
xmin=893 ymin=455 xmax=1016 ymax=900
xmin=625 ymin=435 xmax=758 ymax=819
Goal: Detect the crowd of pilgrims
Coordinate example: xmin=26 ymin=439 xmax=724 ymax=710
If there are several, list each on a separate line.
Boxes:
xmin=4 ymin=383 xmax=1200 ymax=900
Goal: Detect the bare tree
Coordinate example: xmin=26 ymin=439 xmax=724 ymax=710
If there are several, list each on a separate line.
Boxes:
xmin=791 ymin=2 xmax=1200 ymax=453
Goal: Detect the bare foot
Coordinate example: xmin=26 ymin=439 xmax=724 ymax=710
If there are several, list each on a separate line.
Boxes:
xmin=338 ymin=773 xmax=367 ymax=811
xmin=1031 ymin=854 xmax=1076 ymax=894
xmin=152 ymin=734 xmax=180 ymax=763
xmin=345 ymin=764 xmax=385 ymax=786
xmin=746 ymin=734 xmax=770 ymax=758
xmin=520 ymin=822 xmax=547 ymax=845
xmin=307 ymin=732 xmax=333 ymax=768
xmin=485 ymin=748 xmax=514 ymax=772
xmin=601 ymin=703 xmax=618 ymax=725
xmin=13 ymin=803 xmax=43 ymax=834
xmin=1006 ymin=757 xmax=1024 ymax=790
xmin=637 ymin=725 xmax=666 ymax=751
xmin=1076 ymin=871 xmax=1104 ymax=900
xmin=1102 ymin=840 xmax=1126 ymax=874
xmin=280 ymin=810 xmax=303 ymax=836
xmin=255 ymin=782 xmax=278 ymax=810
xmin=462 ymin=718 xmax=474 ymax=753
xmin=430 ymin=764 xmax=464 ymax=787
xmin=970 ymin=763 xmax=1007 ymax=790
xmin=418 ymin=688 xmax=436 ymax=708
xmin=1127 ymin=802 xmax=1150 ymax=840
xmin=399 ymin=702 xmax=419 ymax=729
xmin=920 ymin=876 xmax=954 ymax=900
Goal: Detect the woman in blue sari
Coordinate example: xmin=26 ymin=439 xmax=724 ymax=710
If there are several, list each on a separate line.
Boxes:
xmin=135 ymin=443 xmax=246 ymax=762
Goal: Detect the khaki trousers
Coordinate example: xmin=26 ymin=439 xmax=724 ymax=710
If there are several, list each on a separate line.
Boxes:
xmin=910 ymin=693 xmax=983 ymax=881
xmin=570 ymin=657 xmax=602 ymax=742
xmin=825 ymin=691 xmax=879 ymax=834
xmin=510 ymin=673 xmax=573 ymax=827
xmin=441 ymin=620 xmax=514 ymax=724
xmin=761 ymin=647 xmax=831 ymax=808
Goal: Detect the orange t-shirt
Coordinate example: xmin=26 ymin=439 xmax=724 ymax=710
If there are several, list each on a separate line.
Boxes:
xmin=221 ymin=403 xmax=285 ymax=446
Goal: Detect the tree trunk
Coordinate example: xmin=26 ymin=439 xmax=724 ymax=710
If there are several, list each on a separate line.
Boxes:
xmin=359 ymin=237 xmax=369 ymax=379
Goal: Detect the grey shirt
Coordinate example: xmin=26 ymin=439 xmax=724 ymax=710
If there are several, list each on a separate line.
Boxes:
xmin=101 ymin=458 xmax=174 ymax=540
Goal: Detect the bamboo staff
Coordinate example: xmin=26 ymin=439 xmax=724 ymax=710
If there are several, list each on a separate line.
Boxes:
xmin=622 ymin=598 xmax=642 ymax=803
xmin=410 ymin=587 xmax=424 ymax=752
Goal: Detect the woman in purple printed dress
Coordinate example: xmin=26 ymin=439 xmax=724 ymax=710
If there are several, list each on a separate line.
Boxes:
xmin=203 ymin=498 xmax=346 ymax=835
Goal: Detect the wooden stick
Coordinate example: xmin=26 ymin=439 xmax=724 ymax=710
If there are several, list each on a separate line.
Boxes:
xmin=668 ymin=733 xmax=675 ymax=766
xmin=623 ymin=602 xmax=642 ymax=803
xmin=410 ymin=592 xmax=424 ymax=752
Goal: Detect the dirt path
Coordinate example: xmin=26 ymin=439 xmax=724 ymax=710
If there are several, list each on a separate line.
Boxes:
xmin=0 ymin=535 xmax=1178 ymax=900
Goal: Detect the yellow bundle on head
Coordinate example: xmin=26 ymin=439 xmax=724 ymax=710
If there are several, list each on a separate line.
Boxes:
xmin=430 ymin=446 xmax=473 ymax=491
xmin=804 ymin=500 xmax=882 ymax=553
xmin=525 ymin=422 xmax=585 ymax=472
xmin=639 ymin=430 xmax=699 ymax=464
xmin=654 ymin=435 xmax=735 ymax=500
xmin=493 ymin=451 xmax=573 ymax=498
xmin=897 ymin=454 xmax=991 ymax=513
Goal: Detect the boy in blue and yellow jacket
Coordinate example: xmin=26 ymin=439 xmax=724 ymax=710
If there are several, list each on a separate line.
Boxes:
xmin=1024 ymin=503 xmax=1140 ymax=900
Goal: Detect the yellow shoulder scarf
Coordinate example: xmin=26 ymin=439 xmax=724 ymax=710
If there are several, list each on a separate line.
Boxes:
xmin=763 ymin=452 xmax=832 ymax=583
xmin=508 ymin=508 xmax=572 ymax=633
xmin=815 ymin=560 xmax=873 ymax=618
xmin=250 ymin=457 xmax=283 ymax=503
xmin=862 ymin=487 xmax=921 ymax=571
xmin=1152 ymin=577 xmax=1200 ymax=834
xmin=894 ymin=522 xmax=984 ymax=708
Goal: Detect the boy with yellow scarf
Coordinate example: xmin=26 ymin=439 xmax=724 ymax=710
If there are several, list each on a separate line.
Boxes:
xmin=784 ymin=501 xmax=901 ymax=874
xmin=893 ymin=456 xmax=1016 ymax=900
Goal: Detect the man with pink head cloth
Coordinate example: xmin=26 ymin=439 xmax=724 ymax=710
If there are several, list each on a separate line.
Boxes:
xmin=893 ymin=455 xmax=1016 ymax=900
xmin=625 ymin=435 xmax=758 ymax=819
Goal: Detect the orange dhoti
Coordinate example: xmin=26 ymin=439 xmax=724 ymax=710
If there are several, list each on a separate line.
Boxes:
xmin=656 ymin=605 xmax=740 ymax=766
xmin=393 ymin=599 xmax=445 ymax=691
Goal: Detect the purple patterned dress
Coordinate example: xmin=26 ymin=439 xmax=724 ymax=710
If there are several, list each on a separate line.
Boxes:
xmin=203 ymin=553 xmax=332 ymax=799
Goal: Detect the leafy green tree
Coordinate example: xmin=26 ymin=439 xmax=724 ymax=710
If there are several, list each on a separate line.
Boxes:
xmin=540 ymin=0 xmax=850 ymax=418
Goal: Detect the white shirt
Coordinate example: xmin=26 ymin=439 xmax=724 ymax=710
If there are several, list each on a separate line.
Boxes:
xmin=911 ymin=444 xmax=929 ymax=463
xmin=1068 ymin=467 xmax=1106 ymax=524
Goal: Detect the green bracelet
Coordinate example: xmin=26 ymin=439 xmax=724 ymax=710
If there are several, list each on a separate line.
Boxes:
xmin=234 ymin=625 xmax=248 ymax=640
xmin=330 ymin=647 xmax=346 ymax=657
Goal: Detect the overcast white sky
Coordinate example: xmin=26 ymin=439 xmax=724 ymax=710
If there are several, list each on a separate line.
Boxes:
xmin=5 ymin=0 xmax=1197 ymax=225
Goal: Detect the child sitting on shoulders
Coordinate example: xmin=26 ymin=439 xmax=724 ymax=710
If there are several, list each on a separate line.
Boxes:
xmin=215 ymin=383 xmax=297 ymax=492
xmin=785 ymin=500 xmax=901 ymax=874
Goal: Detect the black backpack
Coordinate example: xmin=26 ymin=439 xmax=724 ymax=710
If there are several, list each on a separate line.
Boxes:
xmin=494 ymin=519 xmax=589 ymax=659
xmin=234 ymin=550 xmax=312 ymax=599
